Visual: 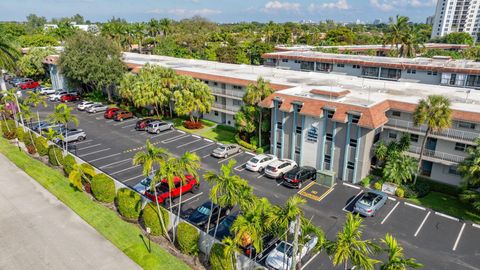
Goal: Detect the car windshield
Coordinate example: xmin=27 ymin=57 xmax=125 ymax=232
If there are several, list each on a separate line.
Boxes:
xmin=140 ymin=178 xmax=151 ymax=186
xmin=217 ymin=146 xmax=226 ymax=151
xmin=197 ymin=206 xmax=211 ymax=216
xmin=250 ymin=158 xmax=259 ymax=163
xmin=276 ymin=242 xmax=293 ymax=257
xmin=358 ymin=193 xmax=377 ymax=206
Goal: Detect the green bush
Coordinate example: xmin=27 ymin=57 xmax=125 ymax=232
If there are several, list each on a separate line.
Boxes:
xmin=116 ymin=188 xmax=142 ymax=219
xmin=23 ymin=131 xmax=34 ymax=146
xmin=373 ymin=181 xmax=383 ymax=190
xmin=209 ymin=243 xmax=234 ymax=270
xmin=63 ymin=154 xmax=77 ymax=176
xmin=142 ymin=202 xmax=170 ymax=236
xmin=201 ymin=119 xmax=216 ymax=127
xmin=16 ymin=127 xmax=25 ymax=142
xmin=256 ymin=147 xmax=264 ymax=154
xmin=91 ymin=173 xmax=116 ymax=203
xmin=395 ymin=187 xmax=405 ymax=198
xmin=35 ymin=136 xmax=48 ymax=156
xmin=1 ymin=120 xmax=16 ymax=136
xmin=360 ymin=175 xmax=372 ymax=187
xmin=216 ymin=124 xmax=236 ymax=133
xmin=418 ymin=177 xmax=461 ymax=196
xmin=234 ymin=134 xmax=257 ymax=151
xmin=48 ymin=145 xmax=64 ymax=166
xmin=176 ymin=222 xmax=200 ymax=256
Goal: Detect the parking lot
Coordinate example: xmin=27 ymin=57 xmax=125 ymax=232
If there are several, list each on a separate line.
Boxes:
xmin=36 ymin=100 xmax=480 ymax=270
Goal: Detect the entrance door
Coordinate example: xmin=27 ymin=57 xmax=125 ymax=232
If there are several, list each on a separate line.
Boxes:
xmin=421 ymin=161 xmax=433 ymax=177
xmin=426 ymin=138 xmax=437 ymax=151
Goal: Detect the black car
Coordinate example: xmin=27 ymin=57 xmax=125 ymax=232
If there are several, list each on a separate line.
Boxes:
xmin=187 ymin=201 xmax=231 ymax=230
xmin=208 ymin=212 xmax=239 ymax=240
xmin=135 ymin=118 xmax=156 ymax=131
xmin=282 ymin=166 xmax=316 ymax=189
xmin=241 ymin=234 xmax=279 ymax=260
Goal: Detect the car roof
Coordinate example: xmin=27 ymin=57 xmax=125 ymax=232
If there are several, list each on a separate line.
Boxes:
xmin=268 ymin=160 xmax=285 ymax=167
xmin=365 ymin=190 xmax=387 ymax=197
xmin=252 ymin=154 xmax=269 ymax=159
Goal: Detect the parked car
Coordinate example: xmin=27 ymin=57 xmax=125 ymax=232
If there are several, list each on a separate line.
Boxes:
xmin=86 ymin=104 xmax=109 ymax=113
xmin=265 ymin=234 xmax=318 ymax=270
xmin=39 ymin=87 xmax=56 ymax=95
xmin=27 ymin=121 xmax=49 ymax=131
xmin=246 ymin=154 xmax=277 ymax=172
xmin=48 ymin=91 xmax=68 ymax=101
xmin=146 ymin=121 xmax=173 ymax=134
xmin=144 ymin=175 xmax=199 ymax=206
xmin=54 ymin=129 xmax=86 ymax=143
xmin=241 ymin=234 xmax=279 ymax=260
xmin=135 ymin=118 xmax=156 ymax=131
xmin=14 ymin=78 xmax=31 ymax=87
xmin=19 ymin=80 xmax=40 ymax=90
xmin=208 ymin=212 xmax=239 ymax=241
xmin=353 ymin=190 xmax=388 ymax=217
xmin=282 ymin=166 xmax=316 ymax=189
xmin=113 ymin=110 xmax=134 ymax=122
xmin=38 ymin=123 xmax=65 ymax=134
xmin=104 ymin=107 xmax=120 ymax=119
xmin=77 ymin=101 xmax=98 ymax=111
xmin=211 ymin=144 xmax=241 ymax=158
xmin=265 ymin=159 xmax=297 ymax=179
xmin=132 ymin=176 xmax=155 ymax=195
xmin=187 ymin=201 xmax=231 ymax=229
xmin=60 ymin=94 xmax=80 ymax=102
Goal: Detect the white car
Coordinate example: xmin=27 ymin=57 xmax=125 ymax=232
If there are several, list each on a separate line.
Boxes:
xmin=55 ymin=129 xmax=86 ymax=143
xmin=77 ymin=101 xmax=98 ymax=111
xmin=48 ymin=91 xmax=68 ymax=101
xmin=265 ymin=159 xmax=297 ymax=179
xmin=39 ymin=87 xmax=56 ymax=95
xmin=246 ymin=154 xmax=277 ymax=172
xmin=86 ymin=104 xmax=109 ymax=113
xmin=265 ymin=235 xmax=318 ymax=270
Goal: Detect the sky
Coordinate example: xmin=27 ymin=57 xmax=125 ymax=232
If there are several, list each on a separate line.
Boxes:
xmin=0 ymin=0 xmax=438 ymax=23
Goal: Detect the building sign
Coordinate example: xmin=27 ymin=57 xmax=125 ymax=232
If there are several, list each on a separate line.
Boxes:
xmin=382 ymin=182 xmax=398 ymax=195
xmin=307 ymin=126 xmax=318 ymax=142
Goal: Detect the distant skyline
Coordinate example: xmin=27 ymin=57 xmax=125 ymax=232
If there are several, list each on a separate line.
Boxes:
xmin=0 ymin=0 xmax=438 ymax=23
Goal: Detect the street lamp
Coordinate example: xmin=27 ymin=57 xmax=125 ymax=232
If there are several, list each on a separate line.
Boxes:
xmin=146 ymin=227 xmax=151 ymax=253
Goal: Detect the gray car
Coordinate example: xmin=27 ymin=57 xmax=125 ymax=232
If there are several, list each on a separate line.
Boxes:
xmin=56 ymin=129 xmax=87 ymax=143
xmin=353 ymin=190 xmax=388 ymax=217
xmin=86 ymin=104 xmax=109 ymax=113
xmin=146 ymin=121 xmax=173 ymax=134
xmin=211 ymin=144 xmax=241 ymax=158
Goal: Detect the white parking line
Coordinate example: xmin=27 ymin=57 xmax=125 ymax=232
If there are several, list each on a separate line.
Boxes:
xmin=435 ymin=212 xmax=460 ymax=222
xmin=414 ymin=211 xmax=431 ymax=237
xmin=190 ymin=143 xmax=215 ymax=153
xmin=218 ymin=152 xmax=242 ymax=163
xmin=74 ymin=139 xmax=93 ymax=145
xmin=204 ymin=139 xmax=213 ymax=143
xmin=257 ymin=173 xmax=266 ymax=179
xmin=171 ymin=192 xmax=204 ymax=208
xmin=110 ymin=165 xmax=141 ymax=176
xmin=301 ymin=252 xmax=320 ymax=270
xmin=381 ymin=201 xmax=400 ymax=225
xmin=387 ymin=197 xmax=397 ymax=201
xmin=342 ymin=191 xmax=363 ymax=212
xmin=79 ymin=148 xmax=111 ymax=157
xmin=404 ymin=202 xmax=427 ymax=211
xmin=192 ymin=135 xmax=200 ymax=139
xmin=88 ymin=153 xmax=121 ymax=162
xmin=150 ymin=130 xmax=174 ymax=139
xmin=121 ymin=123 xmax=137 ymax=128
xmin=234 ymin=162 xmax=247 ymax=172
xmin=473 ymin=223 xmax=480 ymax=229
xmin=123 ymin=174 xmax=145 ymax=183
xmin=245 ymin=151 xmax=256 ymax=156
xmin=176 ymin=138 xmax=202 ymax=148
xmin=99 ymin=158 xmax=132 ymax=169
xmin=202 ymin=153 xmax=212 ymax=158
xmin=162 ymin=134 xmax=190 ymax=144
xmin=95 ymin=116 xmax=104 ymax=120
xmin=177 ymin=130 xmax=186 ymax=134
xmin=453 ymin=223 xmax=466 ymax=251
xmin=77 ymin=143 xmax=101 ymax=151
xmin=342 ymin=182 xmax=360 ymax=190
xmin=106 ymin=120 xmax=114 ymax=123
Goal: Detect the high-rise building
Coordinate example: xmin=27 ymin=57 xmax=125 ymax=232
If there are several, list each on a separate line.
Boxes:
xmin=431 ymin=0 xmax=480 ymax=41
xmin=426 ymin=15 xmax=435 ymax=26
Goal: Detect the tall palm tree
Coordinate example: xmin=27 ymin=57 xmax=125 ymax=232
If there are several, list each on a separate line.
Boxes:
xmin=458 ymin=138 xmax=480 ymax=188
xmin=328 ymin=212 xmax=380 ymax=270
xmin=47 ymin=103 xmax=79 ymax=154
xmin=413 ymin=95 xmax=452 ymax=184
xmin=383 ymin=15 xmax=409 ymax=51
xmin=175 ymin=151 xmax=200 ymax=220
xmin=380 ymin=233 xmax=423 ymax=270
xmin=398 ymin=26 xmax=424 ymax=58
xmin=0 ymin=37 xmax=20 ymax=91
xmin=44 ymin=127 xmax=63 ymax=166
xmin=159 ymin=18 xmax=172 ymax=37
xmin=132 ymin=140 xmax=171 ymax=242
xmin=222 ymin=236 xmax=240 ymax=270
xmin=24 ymin=91 xmax=47 ymax=124
xmin=69 ymin=163 xmax=97 ymax=191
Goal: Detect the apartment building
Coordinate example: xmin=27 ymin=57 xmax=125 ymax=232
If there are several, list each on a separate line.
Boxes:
xmin=262 ymin=50 xmax=480 ymax=89
xmin=431 ymin=0 xmax=480 ymax=41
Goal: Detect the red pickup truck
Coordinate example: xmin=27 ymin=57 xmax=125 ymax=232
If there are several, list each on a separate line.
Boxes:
xmin=19 ymin=80 xmax=40 ymax=90
xmin=144 ymin=175 xmax=199 ymax=206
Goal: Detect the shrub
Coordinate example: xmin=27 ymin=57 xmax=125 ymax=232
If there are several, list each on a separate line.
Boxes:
xmin=176 ymin=222 xmax=200 ymax=256
xmin=91 ymin=173 xmax=116 ymax=203
xmin=116 ymin=188 xmax=142 ymax=219
xmin=373 ymin=181 xmax=383 ymax=190
xmin=411 ymin=181 xmax=431 ymax=198
xmin=142 ymin=202 xmax=170 ymax=236
xmin=418 ymin=177 xmax=460 ymax=196
xmin=235 ymin=134 xmax=257 ymax=151
xmin=23 ymin=131 xmax=34 ymax=146
xmin=63 ymin=154 xmax=77 ymax=176
xmin=48 ymin=145 xmax=64 ymax=166
xmin=26 ymin=144 xmax=36 ymax=155
xmin=3 ymin=131 xmax=16 ymax=140
xmin=256 ymin=147 xmax=264 ymax=154
xmin=395 ymin=187 xmax=405 ymax=198
xmin=201 ymin=119 xmax=216 ymax=127
xmin=1 ymin=119 xmax=16 ymax=136
xmin=209 ymin=243 xmax=234 ymax=270
xmin=16 ymin=127 xmax=25 ymax=142
xmin=360 ymin=175 xmax=372 ymax=187
xmin=35 ymin=136 xmax=48 ymax=156
xmin=183 ymin=120 xmax=203 ymax=129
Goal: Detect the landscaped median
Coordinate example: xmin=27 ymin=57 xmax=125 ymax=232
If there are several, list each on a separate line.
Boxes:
xmin=0 ymin=137 xmax=190 ymax=270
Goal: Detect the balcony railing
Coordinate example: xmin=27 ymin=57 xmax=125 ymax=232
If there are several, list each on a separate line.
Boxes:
xmin=211 ymin=88 xmax=244 ymax=99
xmin=407 ymin=145 xmax=465 ymax=164
xmin=212 ymin=103 xmax=239 ymax=114
xmin=385 ymin=119 xmax=480 ymax=143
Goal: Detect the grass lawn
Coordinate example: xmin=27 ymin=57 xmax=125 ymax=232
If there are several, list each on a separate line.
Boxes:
xmin=171 ymin=118 xmax=236 ymax=145
xmin=409 ymin=192 xmax=480 ymax=224
xmin=0 ymin=138 xmax=190 ymax=270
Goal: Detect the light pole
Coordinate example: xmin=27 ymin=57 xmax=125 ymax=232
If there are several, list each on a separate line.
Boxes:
xmin=146 ymin=227 xmax=151 ymax=253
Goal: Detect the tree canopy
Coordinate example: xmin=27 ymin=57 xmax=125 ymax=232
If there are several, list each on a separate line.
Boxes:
xmin=17 ymin=47 xmax=55 ymax=79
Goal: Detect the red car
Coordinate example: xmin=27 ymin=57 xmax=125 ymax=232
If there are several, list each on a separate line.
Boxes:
xmin=104 ymin=107 xmax=120 ymax=119
xmin=60 ymin=94 xmax=80 ymax=102
xmin=113 ymin=110 xmax=134 ymax=122
xmin=144 ymin=175 xmax=199 ymax=206
xmin=19 ymin=80 xmax=40 ymax=90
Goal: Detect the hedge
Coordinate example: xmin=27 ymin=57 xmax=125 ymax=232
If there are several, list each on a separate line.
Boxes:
xmin=63 ymin=154 xmax=77 ymax=176
xmin=91 ymin=173 xmax=116 ymax=203
xmin=116 ymin=188 xmax=142 ymax=219
xmin=1 ymin=120 xmax=16 ymax=136
xmin=48 ymin=145 xmax=64 ymax=166
xmin=16 ymin=127 xmax=25 ymax=142
xmin=234 ymin=134 xmax=257 ymax=151
xmin=176 ymin=222 xmax=200 ymax=256
xmin=35 ymin=136 xmax=48 ymax=156
xmin=417 ymin=177 xmax=461 ymax=196
xmin=209 ymin=243 xmax=234 ymax=270
xmin=142 ymin=202 xmax=170 ymax=236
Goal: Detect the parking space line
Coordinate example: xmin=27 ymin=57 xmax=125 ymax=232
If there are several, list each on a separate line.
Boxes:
xmin=414 ymin=211 xmax=431 ymax=237
xmin=89 ymin=153 xmax=121 ymax=162
xmin=257 ymin=173 xmax=266 ymax=179
xmin=473 ymin=223 xmax=480 ymax=229
xmin=202 ymin=153 xmax=212 ymax=158
xmin=171 ymin=192 xmax=204 ymax=208
xmin=234 ymin=162 xmax=247 ymax=172
xmin=218 ymin=152 xmax=242 ymax=163
xmin=301 ymin=252 xmax=320 ymax=270
xmin=150 ymin=130 xmax=174 ymax=139
xmin=162 ymin=134 xmax=190 ymax=144
xmin=121 ymin=123 xmax=136 ymax=128
xmin=435 ymin=212 xmax=460 ymax=222
xmin=77 ymin=143 xmax=101 ymax=151
xmin=95 ymin=116 xmax=104 ymax=120
xmin=245 ymin=152 xmax=255 ymax=156
xmin=204 ymin=139 xmax=213 ymax=143
xmin=387 ymin=197 xmax=397 ymax=201
xmin=176 ymin=138 xmax=202 ymax=148
xmin=404 ymin=202 xmax=426 ymax=211
xmin=110 ymin=165 xmax=141 ymax=176
xmin=342 ymin=182 xmax=360 ymax=190
xmin=453 ymin=223 xmax=466 ymax=251
xmin=74 ymin=139 xmax=93 ymax=145
xmin=79 ymin=148 xmax=111 ymax=157
xmin=177 ymin=130 xmax=186 ymax=134
xmin=190 ymin=143 xmax=215 ymax=153
xmin=342 ymin=190 xmax=363 ymax=212
xmin=123 ymin=174 xmax=145 ymax=184
xmin=381 ymin=201 xmax=400 ymax=225
xmin=192 ymin=135 xmax=200 ymax=139
xmin=99 ymin=158 xmax=132 ymax=169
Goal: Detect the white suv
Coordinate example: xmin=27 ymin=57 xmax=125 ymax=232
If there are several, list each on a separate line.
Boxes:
xmin=246 ymin=154 xmax=277 ymax=172
xmin=265 ymin=159 xmax=297 ymax=179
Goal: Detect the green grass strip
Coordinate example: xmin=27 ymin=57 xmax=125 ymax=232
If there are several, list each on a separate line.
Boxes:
xmin=0 ymin=137 xmax=190 ymax=270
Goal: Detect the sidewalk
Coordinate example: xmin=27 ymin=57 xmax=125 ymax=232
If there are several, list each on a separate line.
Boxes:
xmin=0 ymin=154 xmax=141 ymax=270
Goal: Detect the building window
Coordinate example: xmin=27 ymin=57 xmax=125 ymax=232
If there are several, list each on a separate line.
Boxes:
xmin=407 ymin=69 xmax=416 ymax=74
xmin=324 ymin=155 xmax=331 ymax=163
xmin=327 ymin=111 xmax=334 ymax=118
xmin=276 ymin=102 xmax=282 ymax=109
xmin=410 ymin=134 xmax=419 ymax=143
xmin=276 ymin=142 xmax=282 ymax=149
xmin=351 ymin=115 xmax=360 ymax=124
xmin=277 ymin=122 xmax=283 ymax=130
xmin=326 ymin=133 xmax=333 ymax=141
xmin=455 ymin=143 xmax=467 ymax=152
xmin=294 ymin=60 xmax=301 ymax=64
xmin=458 ymin=121 xmax=476 ymax=129
xmin=353 ymin=64 xmax=361 ymax=69
xmin=282 ymin=59 xmax=289 ymax=63
xmin=214 ymin=96 xmax=218 ymax=102
xmin=337 ymin=63 xmax=345 ymax=68
xmin=233 ymin=85 xmax=242 ymax=90
xmin=214 ymin=111 xmax=219 ymax=116
xmin=391 ymin=110 xmax=401 ymax=117
xmin=233 ymin=99 xmax=242 ymax=106
xmin=448 ymin=166 xmax=460 ymax=175
xmin=350 ymin=139 xmax=358 ymax=148
xmin=204 ymin=80 xmax=209 ymax=84
xmin=373 ymin=132 xmax=381 ymax=143
xmin=213 ymin=82 xmax=218 ymax=86
xmin=389 ymin=132 xmax=397 ymax=139
xmin=295 ymin=147 xmax=301 ymax=154
xmin=347 ymin=161 xmax=355 ymax=170
xmin=295 ymin=126 xmax=302 ymax=134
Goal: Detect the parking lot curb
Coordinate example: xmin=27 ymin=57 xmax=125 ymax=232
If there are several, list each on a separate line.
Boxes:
xmin=472 ymin=223 xmax=480 ymax=229
xmin=435 ymin=212 xmax=460 ymax=222
xmin=404 ymin=202 xmax=427 ymax=211
xmin=342 ymin=182 xmax=360 ymax=190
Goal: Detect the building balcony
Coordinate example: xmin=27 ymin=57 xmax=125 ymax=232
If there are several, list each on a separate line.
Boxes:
xmin=211 ymin=88 xmax=244 ymax=100
xmin=212 ymin=103 xmax=239 ymax=115
xmin=385 ymin=119 xmax=479 ymax=144
xmin=406 ymin=145 xmax=465 ymax=165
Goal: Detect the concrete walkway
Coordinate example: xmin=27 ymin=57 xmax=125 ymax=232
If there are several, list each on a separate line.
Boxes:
xmin=0 ymin=154 xmax=141 ymax=270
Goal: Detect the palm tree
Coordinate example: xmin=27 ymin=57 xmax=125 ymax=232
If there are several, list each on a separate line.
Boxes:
xmin=24 ymin=91 xmax=47 ymax=125
xmin=159 ymin=18 xmax=172 ymax=37
xmin=383 ymin=154 xmax=417 ymax=185
xmin=458 ymin=138 xmax=480 ymax=188
xmin=383 ymin=15 xmax=409 ymax=51
xmin=44 ymin=127 xmax=63 ymax=166
xmin=175 ymin=151 xmax=200 ymax=222
xmin=132 ymin=140 xmax=171 ymax=242
xmin=69 ymin=163 xmax=96 ymax=191
xmin=413 ymin=95 xmax=452 ymax=184
xmin=328 ymin=212 xmax=380 ymax=270
xmin=1 ymin=88 xmax=23 ymax=128
xmin=380 ymin=233 xmax=422 ymax=270
xmin=47 ymin=103 xmax=79 ymax=154
xmin=0 ymin=37 xmax=20 ymax=91
xmin=222 ymin=236 xmax=240 ymax=270
xmin=398 ymin=26 xmax=424 ymax=58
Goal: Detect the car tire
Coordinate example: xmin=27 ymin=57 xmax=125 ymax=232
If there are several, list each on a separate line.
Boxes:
xmin=191 ymin=184 xmax=199 ymax=194
xmin=77 ymin=136 xmax=85 ymax=142
xmin=224 ymin=153 xmax=228 ymax=158
xmin=298 ymin=182 xmax=302 ymax=189
xmin=259 ymin=167 xmax=264 ymax=173
xmin=120 ymin=118 xmax=124 ymax=122
xmin=279 ymin=173 xmax=284 ymax=179
xmin=156 ymin=129 xmax=160 ymax=134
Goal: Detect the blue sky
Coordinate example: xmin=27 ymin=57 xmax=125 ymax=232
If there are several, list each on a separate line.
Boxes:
xmin=0 ymin=0 xmax=438 ymax=23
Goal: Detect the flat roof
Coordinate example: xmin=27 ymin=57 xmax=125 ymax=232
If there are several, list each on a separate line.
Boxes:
xmin=274 ymin=43 xmax=470 ymax=52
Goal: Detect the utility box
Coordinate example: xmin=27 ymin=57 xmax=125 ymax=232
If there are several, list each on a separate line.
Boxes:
xmin=316 ymin=170 xmax=335 ymax=188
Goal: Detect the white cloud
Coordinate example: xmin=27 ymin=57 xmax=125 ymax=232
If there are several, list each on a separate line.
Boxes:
xmin=263 ymin=1 xmax=301 ymax=12
xmin=309 ymin=0 xmax=350 ymax=11
xmin=147 ymin=8 xmax=221 ymax=17
xmin=369 ymin=0 xmax=436 ymax=11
